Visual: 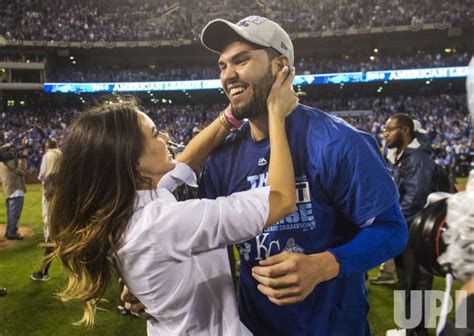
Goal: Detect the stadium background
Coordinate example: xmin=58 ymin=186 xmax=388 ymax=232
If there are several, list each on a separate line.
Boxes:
xmin=0 ymin=0 xmax=472 ymax=335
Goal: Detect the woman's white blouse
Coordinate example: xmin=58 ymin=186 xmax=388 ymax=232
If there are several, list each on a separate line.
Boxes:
xmin=116 ymin=162 xmax=270 ymax=335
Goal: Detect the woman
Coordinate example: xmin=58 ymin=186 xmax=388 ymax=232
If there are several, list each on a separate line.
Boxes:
xmin=50 ymin=66 xmax=297 ymax=335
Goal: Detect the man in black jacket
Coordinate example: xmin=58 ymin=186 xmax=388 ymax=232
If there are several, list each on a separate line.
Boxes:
xmin=383 ymin=113 xmax=436 ymax=336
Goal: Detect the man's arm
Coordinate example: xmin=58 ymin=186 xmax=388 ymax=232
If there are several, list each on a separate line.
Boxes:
xmin=38 ymin=153 xmax=47 ymax=182
xmin=251 ymin=203 xmax=407 ymax=305
xmin=251 ymin=127 xmax=405 ymax=305
xmin=327 ymin=203 xmax=407 ymax=276
xmin=399 ymin=153 xmax=434 ymax=224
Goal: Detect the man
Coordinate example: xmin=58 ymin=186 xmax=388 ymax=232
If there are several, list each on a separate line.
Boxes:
xmin=0 ymin=144 xmax=26 ymax=240
xmin=198 ymin=16 xmax=407 ymax=335
xmin=31 ymin=138 xmax=62 ymax=281
xmin=383 ymin=114 xmax=436 ymax=336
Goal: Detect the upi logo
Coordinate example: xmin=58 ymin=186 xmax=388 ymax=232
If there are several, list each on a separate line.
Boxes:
xmin=393 ymin=290 xmax=467 ymax=329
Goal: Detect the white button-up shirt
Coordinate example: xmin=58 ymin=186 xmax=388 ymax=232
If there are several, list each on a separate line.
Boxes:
xmin=115 ymin=163 xmax=270 ymax=335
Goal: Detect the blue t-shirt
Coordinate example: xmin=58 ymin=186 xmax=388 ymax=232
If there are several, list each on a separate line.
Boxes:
xmin=199 ymin=104 xmax=400 ymax=335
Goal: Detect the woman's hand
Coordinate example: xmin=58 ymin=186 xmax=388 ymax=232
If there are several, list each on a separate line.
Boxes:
xmin=267 ymin=66 xmax=298 ymax=120
xmin=264 ymin=65 xmax=298 ymax=227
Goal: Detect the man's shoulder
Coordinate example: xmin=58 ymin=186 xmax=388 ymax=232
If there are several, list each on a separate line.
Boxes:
xmin=404 ymin=147 xmax=434 ymax=164
xmin=207 ymin=104 xmax=363 ymax=161
xmin=289 ymin=104 xmax=372 ymax=147
xmin=288 ymin=104 xmax=330 ymax=124
xmin=293 ymin=104 xmax=362 ymax=132
xmin=213 ymin=129 xmax=248 ymax=151
xmin=204 ymin=127 xmax=253 ymax=167
xmin=45 ymin=148 xmax=62 ymax=159
xmin=400 ymin=149 xmax=436 ymax=176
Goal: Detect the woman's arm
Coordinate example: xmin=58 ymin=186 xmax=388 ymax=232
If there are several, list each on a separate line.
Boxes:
xmin=265 ymin=66 xmax=298 ymax=227
xmin=148 ymin=67 xmax=298 ymax=259
xmin=176 ymin=106 xmax=233 ymax=170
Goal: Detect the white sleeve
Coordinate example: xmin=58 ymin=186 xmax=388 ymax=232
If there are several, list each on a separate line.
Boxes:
xmin=144 ymin=186 xmax=270 ymax=261
xmin=157 ymin=161 xmax=197 ymax=192
xmin=38 ymin=154 xmax=47 ymax=182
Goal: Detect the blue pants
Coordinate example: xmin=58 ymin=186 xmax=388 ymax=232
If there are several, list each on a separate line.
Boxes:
xmin=5 ymin=196 xmax=24 ymax=238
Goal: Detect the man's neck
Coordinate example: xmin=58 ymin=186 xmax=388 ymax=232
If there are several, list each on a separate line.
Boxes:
xmin=248 ymin=115 xmax=269 ymax=141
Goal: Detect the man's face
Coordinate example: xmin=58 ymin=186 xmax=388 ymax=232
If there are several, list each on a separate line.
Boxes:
xmin=218 ymin=41 xmax=276 ymax=120
xmin=383 ymin=118 xmax=404 ymax=149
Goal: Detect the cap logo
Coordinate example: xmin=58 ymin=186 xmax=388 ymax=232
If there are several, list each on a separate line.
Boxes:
xmin=281 ymin=41 xmax=288 ymax=50
xmin=237 ymin=16 xmax=267 ymax=27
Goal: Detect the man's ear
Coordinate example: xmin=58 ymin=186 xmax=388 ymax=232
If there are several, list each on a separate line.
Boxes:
xmin=401 ymin=126 xmax=410 ymax=136
xmin=274 ymin=55 xmax=290 ymax=72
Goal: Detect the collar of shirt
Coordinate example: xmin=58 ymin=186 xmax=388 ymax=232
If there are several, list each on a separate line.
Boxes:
xmin=157 ymin=161 xmax=198 ymax=191
xmin=135 ymin=188 xmax=177 ymax=211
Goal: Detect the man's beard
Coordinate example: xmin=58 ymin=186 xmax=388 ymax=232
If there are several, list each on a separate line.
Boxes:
xmin=386 ymin=134 xmax=403 ymax=149
xmin=231 ymin=66 xmax=274 ymax=120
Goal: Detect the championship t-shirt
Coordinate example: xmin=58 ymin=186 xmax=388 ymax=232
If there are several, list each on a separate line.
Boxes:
xmin=199 ymin=104 xmax=399 ymax=335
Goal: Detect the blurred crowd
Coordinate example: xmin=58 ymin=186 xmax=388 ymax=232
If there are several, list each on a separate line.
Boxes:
xmin=42 ymin=49 xmax=472 ymax=82
xmin=47 ymin=64 xmax=220 ymax=83
xmin=296 ymin=50 xmax=471 ymax=75
xmin=1 ymin=94 xmax=471 ymax=177
xmin=0 ymin=0 xmax=471 ymax=42
xmin=310 ymin=94 xmax=472 ymax=177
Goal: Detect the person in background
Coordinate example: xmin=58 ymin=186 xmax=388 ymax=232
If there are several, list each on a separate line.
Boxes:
xmin=0 ymin=144 xmax=27 ymax=240
xmin=31 ymin=138 xmax=62 ymax=281
xmin=383 ymin=113 xmax=437 ymax=336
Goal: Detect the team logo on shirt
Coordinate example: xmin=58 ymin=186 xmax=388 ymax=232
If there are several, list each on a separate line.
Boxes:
xmin=257 ymin=157 xmax=267 ymax=166
xmin=243 ymin=173 xmax=317 ymax=260
xmin=238 ymin=235 xmax=306 ymax=261
xmin=284 ymin=238 xmax=305 ymax=253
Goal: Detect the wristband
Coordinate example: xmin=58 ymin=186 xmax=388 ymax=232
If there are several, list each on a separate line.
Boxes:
xmin=224 ymin=108 xmax=243 ymax=128
xmin=218 ymin=111 xmax=233 ymax=131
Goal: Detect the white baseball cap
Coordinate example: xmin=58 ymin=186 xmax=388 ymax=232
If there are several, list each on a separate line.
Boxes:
xmin=201 ymin=16 xmax=294 ymax=66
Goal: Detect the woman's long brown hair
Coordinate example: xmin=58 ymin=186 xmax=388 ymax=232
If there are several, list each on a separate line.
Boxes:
xmin=49 ymin=98 xmax=149 ymax=326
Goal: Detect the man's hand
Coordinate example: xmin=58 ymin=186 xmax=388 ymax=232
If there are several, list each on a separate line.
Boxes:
xmin=251 ymin=251 xmax=340 ymax=305
xmin=120 ymin=285 xmax=149 ymax=319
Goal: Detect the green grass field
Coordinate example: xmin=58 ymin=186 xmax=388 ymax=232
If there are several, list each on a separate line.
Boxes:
xmin=0 ymin=184 xmax=460 ymax=335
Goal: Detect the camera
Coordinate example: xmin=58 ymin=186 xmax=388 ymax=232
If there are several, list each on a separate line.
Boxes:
xmin=409 ymin=197 xmax=449 ymax=276
xmin=409 ymin=171 xmax=474 ymax=281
